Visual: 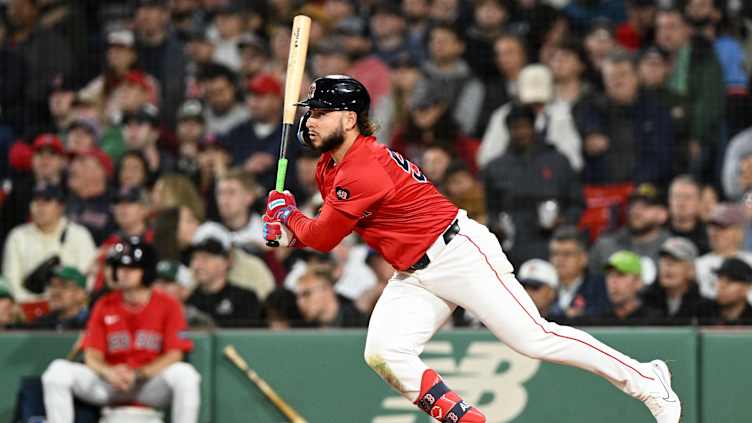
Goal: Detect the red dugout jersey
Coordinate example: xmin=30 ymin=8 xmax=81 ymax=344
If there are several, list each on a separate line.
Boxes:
xmin=82 ymin=290 xmax=193 ymax=368
xmin=308 ymin=135 xmax=458 ymax=270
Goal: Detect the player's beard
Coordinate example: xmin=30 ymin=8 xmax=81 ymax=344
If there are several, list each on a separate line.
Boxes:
xmin=314 ymin=124 xmax=346 ymax=153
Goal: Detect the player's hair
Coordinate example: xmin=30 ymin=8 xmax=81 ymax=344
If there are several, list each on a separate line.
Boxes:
xmin=219 ymin=167 xmax=258 ymax=194
xmin=357 ymin=110 xmax=377 ymax=136
xmin=551 ymin=225 xmax=588 ymax=252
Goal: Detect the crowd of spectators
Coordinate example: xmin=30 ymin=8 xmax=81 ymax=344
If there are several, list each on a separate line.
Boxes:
xmin=1 ymin=0 xmax=752 ymax=330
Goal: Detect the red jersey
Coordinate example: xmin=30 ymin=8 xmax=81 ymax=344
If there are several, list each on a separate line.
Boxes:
xmin=82 ymin=289 xmax=193 ymax=368
xmin=307 ymin=135 xmax=458 ymax=270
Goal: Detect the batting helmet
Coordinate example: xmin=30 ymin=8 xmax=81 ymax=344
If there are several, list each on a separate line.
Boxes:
xmin=296 ymin=75 xmax=370 ymax=147
xmin=109 ymin=237 xmax=158 ymax=286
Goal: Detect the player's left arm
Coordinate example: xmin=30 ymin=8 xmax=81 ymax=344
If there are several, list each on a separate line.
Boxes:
xmin=286 ymin=203 xmax=359 ymax=251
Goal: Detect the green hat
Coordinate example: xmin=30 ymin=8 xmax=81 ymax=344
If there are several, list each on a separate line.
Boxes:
xmin=156 ymin=260 xmax=179 ymax=281
xmin=604 ymin=250 xmax=642 ymax=276
xmin=0 ymin=277 xmax=13 ymax=300
xmin=51 ymin=266 xmax=87 ymax=289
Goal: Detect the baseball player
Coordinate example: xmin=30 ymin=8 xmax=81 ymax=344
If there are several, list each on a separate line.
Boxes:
xmin=41 ymin=238 xmax=200 ymax=423
xmin=263 ymin=75 xmax=681 ymax=422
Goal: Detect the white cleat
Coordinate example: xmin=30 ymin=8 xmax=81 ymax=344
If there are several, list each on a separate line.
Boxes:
xmin=643 ymin=360 xmax=682 ymax=423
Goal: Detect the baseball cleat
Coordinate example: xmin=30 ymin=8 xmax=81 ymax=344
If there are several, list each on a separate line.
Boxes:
xmin=642 ymin=360 xmax=682 ymax=423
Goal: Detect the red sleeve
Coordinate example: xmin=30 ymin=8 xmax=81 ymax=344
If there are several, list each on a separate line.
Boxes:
xmin=162 ymin=296 xmax=193 ymax=353
xmin=81 ymin=300 xmax=107 ymax=352
xmin=286 ymin=204 xmax=359 ymax=252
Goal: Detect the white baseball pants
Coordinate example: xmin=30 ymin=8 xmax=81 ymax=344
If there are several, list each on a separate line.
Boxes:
xmin=41 ymin=359 xmax=201 ymax=423
xmin=364 ymin=211 xmax=658 ymax=402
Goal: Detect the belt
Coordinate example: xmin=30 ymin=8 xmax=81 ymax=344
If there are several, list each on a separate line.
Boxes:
xmin=407 ymin=219 xmax=460 ymax=272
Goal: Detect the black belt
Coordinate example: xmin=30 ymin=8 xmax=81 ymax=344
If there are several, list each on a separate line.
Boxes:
xmin=407 ymin=219 xmax=460 ymax=272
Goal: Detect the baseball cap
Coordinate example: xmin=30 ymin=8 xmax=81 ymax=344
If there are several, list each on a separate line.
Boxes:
xmin=107 ymin=29 xmax=135 ymax=48
xmin=73 ymin=148 xmax=114 ymax=177
xmin=505 ymin=102 xmax=537 ymax=127
xmin=659 ymin=237 xmax=698 ymax=262
xmin=708 ymin=203 xmax=746 ymax=227
xmin=156 ymin=260 xmax=194 ymax=288
xmin=50 ymin=266 xmax=87 ymax=289
xmin=32 ymin=133 xmax=65 ymax=155
xmin=32 ymin=183 xmax=65 ymax=202
xmin=518 ymin=259 xmax=558 ymax=289
xmin=114 ymin=186 xmax=148 ymax=204
xmin=191 ymin=222 xmax=232 ymax=257
xmin=0 ymin=277 xmax=14 ymax=301
xmin=67 ymin=118 xmax=100 ymax=138
xmin=123 ymin=103 xmax=160 ymax=127
xmin=177 ymin=100 xmax=205 ymax=123
xmin=247 ymin=73 xmax=282 ymax=96
xmin=49 ymin=74 xmax=78 ymax=94
xmin=639 ymin=45 xmax=669 ymax=62
xmin=628 ymin=183 xmax=663 ymax=206
xmin=410 ymin=81 xmax=447 ymax=110
xmin=519 ymin=64 xmax=553 ymax=104
xmin=604 ymin=250 xmax=642 ymax=276
xmin=713 ymin=257 xmax=752 ymax=284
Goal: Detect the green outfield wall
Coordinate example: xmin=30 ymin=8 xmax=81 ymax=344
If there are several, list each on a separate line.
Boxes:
xmin=0 ymin=328 xmax=747 ymax=423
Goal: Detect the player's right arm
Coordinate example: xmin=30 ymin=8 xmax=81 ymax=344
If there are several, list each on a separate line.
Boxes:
xmin=84 ymin=349 xmax=134 ymax=391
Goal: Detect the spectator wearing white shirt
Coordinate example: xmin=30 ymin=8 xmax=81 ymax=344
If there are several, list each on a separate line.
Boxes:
xmin=3 ymin=184 xmax=96 ymax=302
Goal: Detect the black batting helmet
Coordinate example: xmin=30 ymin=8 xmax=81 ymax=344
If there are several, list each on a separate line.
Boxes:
xmin=297 ymin=75 xmax=370 ymax=147
xmin=108 ymin=237 xmax=158 ymax=286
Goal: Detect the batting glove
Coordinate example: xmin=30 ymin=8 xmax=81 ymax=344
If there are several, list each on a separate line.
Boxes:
xmin=265 ymin=190 xmax=298 ymax=224
xmin=262 ymin=214 xmax=298 ymax=247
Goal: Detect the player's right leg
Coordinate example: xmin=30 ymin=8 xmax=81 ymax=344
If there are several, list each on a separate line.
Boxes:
xmin=136 ymin=362 xmax=201 ymax=423
xmin=42 ymin=359 xmax=113 ymax=423
xmin=364 ymin=274 xmax=486 ymax=422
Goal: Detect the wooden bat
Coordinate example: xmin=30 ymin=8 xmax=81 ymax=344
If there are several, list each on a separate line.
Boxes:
xmin=223 ymin=345 xmax=308 ymax=423
xmin=268 ymin=14 xmax=311 ymax=247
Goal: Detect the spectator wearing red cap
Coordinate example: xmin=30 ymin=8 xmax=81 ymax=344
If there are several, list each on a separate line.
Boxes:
xmin=1 ymin=134 xmax=68 ymax=248
xmin=66 ymin=149 xmax=116 ymax=244
xmin=220 ymin=73 xmax=300 ymax=194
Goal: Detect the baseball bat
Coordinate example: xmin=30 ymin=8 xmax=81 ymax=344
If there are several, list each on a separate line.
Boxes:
xmin=268 ymin=14 xmax=311 ymax=247
xmin=223 ymin=345 xmax=308 ymax=423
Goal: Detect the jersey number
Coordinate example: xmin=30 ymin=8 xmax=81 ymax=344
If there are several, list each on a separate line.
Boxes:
xmin=388 ymin=149 xmax=428 ymax=183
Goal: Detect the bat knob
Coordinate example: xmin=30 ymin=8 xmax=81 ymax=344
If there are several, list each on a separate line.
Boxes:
xmin=266 ymin=240 xmax=280 ymax=248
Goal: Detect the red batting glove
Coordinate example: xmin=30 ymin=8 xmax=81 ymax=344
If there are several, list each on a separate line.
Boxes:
xmin=262 ymin=214 xmax=299 ymax=247
xmin=265 ymin=190 xmax=298 ymax=224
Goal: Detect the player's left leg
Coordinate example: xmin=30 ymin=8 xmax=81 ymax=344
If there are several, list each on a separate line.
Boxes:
xmin=135 ymin=362 xmax=201 ymax=423
xmin=364 ymin=275 xmax=486 ymax=422
xmin=419 ymin=217 xmax=680 ymax=422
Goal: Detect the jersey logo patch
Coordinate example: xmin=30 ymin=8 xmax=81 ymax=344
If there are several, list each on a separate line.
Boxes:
xmin=335 ymin=186 xmax=350 ymax=200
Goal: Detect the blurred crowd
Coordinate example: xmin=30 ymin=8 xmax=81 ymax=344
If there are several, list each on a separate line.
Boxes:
xmin=1 ymin=0 xmax=752 ymax=330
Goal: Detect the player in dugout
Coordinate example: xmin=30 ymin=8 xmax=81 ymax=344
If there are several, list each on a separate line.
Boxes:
xmin=262 ymin=75 xmax=681 ymax=423
xmin=41 ymin=237 xmax=200 ymax=423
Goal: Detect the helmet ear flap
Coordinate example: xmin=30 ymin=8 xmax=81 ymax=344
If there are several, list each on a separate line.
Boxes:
xmin=297 ymin=111 xmax=313 ymax=148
